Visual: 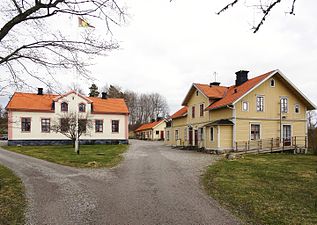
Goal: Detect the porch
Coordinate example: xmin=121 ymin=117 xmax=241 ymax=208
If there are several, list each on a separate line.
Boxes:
xmin=233 ymin=136 xmax=308 ymax=155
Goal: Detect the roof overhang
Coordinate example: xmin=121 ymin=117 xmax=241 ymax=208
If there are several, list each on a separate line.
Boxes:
xmin=53 ymin=90 xmax=93 ymax=103
xmin=181 ymin=83 xmax=209 ymax=106
xmin=205 ymin=119 xmax=234 ymax=126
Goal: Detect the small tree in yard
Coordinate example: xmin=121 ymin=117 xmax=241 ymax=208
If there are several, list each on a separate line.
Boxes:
xmin=51 ymin=113 xmax=93 ymax=154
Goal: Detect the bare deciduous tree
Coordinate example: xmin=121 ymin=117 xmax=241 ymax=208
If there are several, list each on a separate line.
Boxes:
xmin=217 ymin=0 xmax=298 ymax=33
xmin=307 ymin=110 xmax=317 ymax=154
xmin=0 ymin=0 xmax=126 ymax=93
xmin=51 ymin=112 xmax=93 ymax=153
xmin=101 ymin=84 xmax=169 ymax=129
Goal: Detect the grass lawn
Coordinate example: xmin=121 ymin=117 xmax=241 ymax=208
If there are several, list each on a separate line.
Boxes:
xmin=3 ymin=144 xmax=129 ymax=168
xmin=0 ymin=165 xmax=25 ymax=225
xmin=203 ymin=154 xmax=317 ymax=225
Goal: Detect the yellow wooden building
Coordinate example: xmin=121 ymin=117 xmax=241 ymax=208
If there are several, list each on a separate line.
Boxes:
xmin=165 ymin=70 xmax=316 ymax=153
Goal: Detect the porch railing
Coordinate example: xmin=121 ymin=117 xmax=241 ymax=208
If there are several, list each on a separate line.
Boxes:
xmin=234 ymin=136 xmax=307 ymax=153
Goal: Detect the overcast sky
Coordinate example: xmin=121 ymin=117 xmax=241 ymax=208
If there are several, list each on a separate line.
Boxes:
xmin=1 ymin=0 xmax=317 ymax=114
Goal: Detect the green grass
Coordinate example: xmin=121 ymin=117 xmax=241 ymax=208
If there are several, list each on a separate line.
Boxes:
xmin=3 ymin=144 xmax=129 ymax=168
xmin=0 ymin=165 xmax=26 ymax=225
xmin=203 ymin=154 xmax=317 ymax=225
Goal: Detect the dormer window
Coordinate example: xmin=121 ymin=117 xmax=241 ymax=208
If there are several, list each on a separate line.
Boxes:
xmin=196 ymin=90 xmax=199 ymax=96
xmin=270 ymin=79 xmax=275 ymax=87
xmin=61 ymin=102 xmax=68 ymax=112
xmin=79 ymin=103 xmax=86 ymax=112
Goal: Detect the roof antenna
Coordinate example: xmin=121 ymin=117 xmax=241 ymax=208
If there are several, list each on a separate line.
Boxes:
xmin=210 ymin=72 xmax=221 ymax=87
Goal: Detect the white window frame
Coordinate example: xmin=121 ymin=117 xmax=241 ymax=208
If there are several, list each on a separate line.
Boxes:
xmin=184 ymin=128 xmax=187 ymax=141
xmin=200 ymin=104 xmax=204 ymax=117
xmin=256 ymin=95 xmax=265 ymax=112
xmin=294 ymin=104 xmax=300 ymax=114
xmin=166 ymin=131 xmax=170 ymax=141
xmin=250 ymin=123 xmax=261 ymax=141
xmin=175 ymin=130 xmax=179 ymax=140
xmin=270 ymin=78 xmax=276 ymax=87
xmin=242 ymin=101 xmax=249 ymax=112
xmin=280 ymin=97 xmax=288 ymax=113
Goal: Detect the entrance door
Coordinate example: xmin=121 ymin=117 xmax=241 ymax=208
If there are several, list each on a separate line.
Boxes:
xmin=160 ymin=131 xmax=164 ymax=140
xmin=283 ymin=125 xmax=292 ymax=146
xmin=189 ymin=128 xmax=193 ymax=145
xmin=194 ymin=130 xmax=198 ymax=146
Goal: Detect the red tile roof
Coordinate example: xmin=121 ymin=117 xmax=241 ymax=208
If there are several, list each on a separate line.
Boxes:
xmin=6 ymin=93 xmax=57 ymax=112
xmin=135 ymin=120 xmax=164 ymax=132
xmin=171 ymin=106 xmax=188 ymax=119
xmin=6 ymin=92 xmax=129 ymax=114
xmin=194 ymin=84 xmax=228 ymax=99
xmin=88 ymin=97 xmax=129 ymax=114
xmin=206 ymin=71 xmax=274 ymax=110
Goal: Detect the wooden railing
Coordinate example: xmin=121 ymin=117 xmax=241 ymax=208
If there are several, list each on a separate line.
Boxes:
xmin=234 ymin=136 xmax=307 ymax=153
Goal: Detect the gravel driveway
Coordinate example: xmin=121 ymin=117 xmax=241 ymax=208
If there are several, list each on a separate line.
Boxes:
xmin=0 ymin=140 xmax=240 ymax=225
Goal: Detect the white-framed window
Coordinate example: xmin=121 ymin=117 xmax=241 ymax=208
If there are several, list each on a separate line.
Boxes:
xmin=280 ymin=97 xmax=288 ymax=113
xmin=295 ymin=104 xmax=300 ymax=114
xmin=210 ymin=127 xmax=214 ymax=142
xmin=95 ymin=120 xmax=103 ymax=133
xmin=242 ymin=101 xmax=249 ymax=112
xmin=256 ymin=95 xmax=264 ymax=112
xmin=175 ymin=130 xmax=179 ymax=140
xmin=112 ymin=120 xmax=119 ymax=133
xmin=21 ymin=117 xmax=31 ymax=132
xmin=41 ymin=118 xmax=50 ymax=133
xmin=270 ymin=79 xmax=275 ymax=87
xmin=61 ymin=102 xmax=68 ymax=112
xmin=184 ymin=128 xmax=187 ymax=141
xmin=79 ymin=103 xmax=86 ymax=112
xmin=200 ymin=104 xmax=204 ymax=117
xmin=250 ymin=124 xmax=261 ymax=140
xmin=166 ymin=131 xmax=170 ymax=141
xmin=192 ymin=106 xmax=195 ymax=118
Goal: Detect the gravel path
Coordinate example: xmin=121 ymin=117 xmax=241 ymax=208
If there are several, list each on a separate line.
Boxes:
xmin=0 ymin=140 xmax=240 ymax=225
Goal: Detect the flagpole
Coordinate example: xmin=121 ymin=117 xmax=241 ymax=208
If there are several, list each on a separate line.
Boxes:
xmin=75 ymin=17 xmax=80 ymax=154
xmin=74 ymin=17 xmax=94 ymax=154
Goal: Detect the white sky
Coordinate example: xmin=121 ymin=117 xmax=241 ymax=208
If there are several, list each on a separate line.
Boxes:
xmin=1 ymin=0 xmax=317 ymax=114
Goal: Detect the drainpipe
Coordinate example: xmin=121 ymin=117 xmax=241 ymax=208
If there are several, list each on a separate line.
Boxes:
xmin=279 ymin=98 xmax=282 ymax=144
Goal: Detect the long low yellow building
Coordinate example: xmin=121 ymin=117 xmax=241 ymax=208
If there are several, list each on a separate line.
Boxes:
xmin=165 ymin=69 xmax=316 ymax=153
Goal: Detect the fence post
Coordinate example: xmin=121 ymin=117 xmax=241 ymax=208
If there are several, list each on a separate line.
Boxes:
xmin=271 ymin=138 xmax=273 ymax=152
xmin=235 ymin=142 xmax=238 ymax=152
xmin=245 ymin=141 xmax=247 ymax=153
xmin=282 ymin=138 xmax=285 ymax=152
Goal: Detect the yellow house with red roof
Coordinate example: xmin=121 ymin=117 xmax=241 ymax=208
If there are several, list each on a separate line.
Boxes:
xmin=165 ymin=70 xmax=316 ymax=153
xmin=135 ymin=120 xmax=166 ymax=141
xmin=6 ymin=89 xmax=129 ymax=145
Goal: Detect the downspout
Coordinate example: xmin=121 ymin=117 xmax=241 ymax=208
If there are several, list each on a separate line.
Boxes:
xmin=279 ymin=98 xmax=282 ymax=143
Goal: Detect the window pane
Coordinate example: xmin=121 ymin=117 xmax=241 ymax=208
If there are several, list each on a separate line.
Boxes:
xmin=95 ymin=120 xmax=103 ymax=132
xmin=21 ymin=118 xmax=31 ymax=132
xmin=200 ymin=104 xmax=204 ymax=117
xmin=61 ymin=102 xmax=68 ymax=112
xmin=79 ymin=104 xmax=86 ymax=112
xmin=256 ymin=96 xmax=264 ymax=112
xmin=112 ymin=120 xmax=119 ymax=132
xmin=251 ymin=124 xmax=260 ymax=140
xmin=41 ymin=118 xmax=50 ymax=133
xmin=281 ymin=98 xmax=288 ymax=113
